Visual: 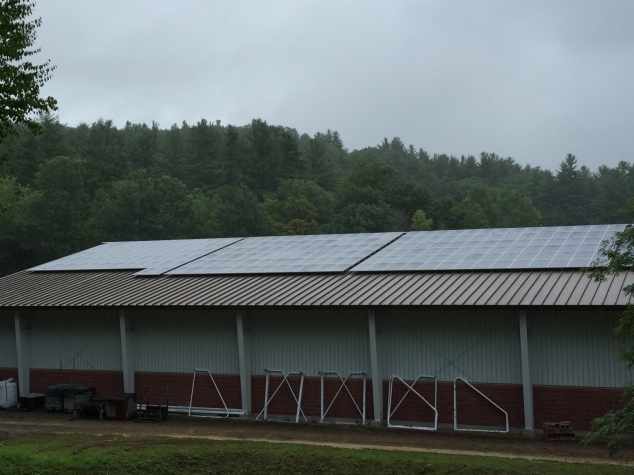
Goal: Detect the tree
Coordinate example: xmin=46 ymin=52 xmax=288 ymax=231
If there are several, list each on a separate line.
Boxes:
xmin=0 ymin=0 xmax=57 ymax=143
xmin=305 ymin=138 xmax=338 ymax=191
xmin=91 ymin=171 xmax=194 ymax=241
xmin=214 ymin=184 xmax=268 ymax=237
xmin=0 ymin=175 xmax=34 ymax=273
xmin=582 ymin=199 xmax=634 ymax=455
xmin=24 ymin=156 xmax=90 ymax=263
xmin=411 ymin=209 xmax=433 ymax=231
xmin=447 ymin=199 xmax=489 ymax=229
xmin=262 ymin=179 xmax=334 ymax=235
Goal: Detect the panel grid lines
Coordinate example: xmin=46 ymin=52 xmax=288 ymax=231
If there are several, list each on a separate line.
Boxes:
xmin=168 ymin=233 xmax=402 ymax=275
xmin=352 ymin=224 xmax=626 ymax=272
xmin=29 ymin=238 xmax=243 ymax=275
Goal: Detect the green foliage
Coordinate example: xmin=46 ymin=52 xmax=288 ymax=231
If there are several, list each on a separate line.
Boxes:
xmin=448 ymin=199 xmax=489 ymax=229
xmin=0 ymin=113 xmax=632 ymax=275
xmin=0 ymin=0 xmax=57 ymax=143
xmin=1 ymin=434 xmax=630 ymax=475
xmin=334 ymin=160 xmax=433 ymax=233
xmin=262 ymin=179 xmax=334 ymax=235
xmin=214 ymin=184 xmax=269 ymax=237
xmin=411 ymin=209 xmax=433 ymax=231
xmin=91 ymin=171 xmax=194 ymax=241
xmin=23 ymin=156 xmax=90 ymax=263
xmin=0 ymin=174 xmax=32 ymax=274
xmin=582 ymin=203 xmax=634 ymax=454
xmin=583 ymin=384 xmax=634 ymax=456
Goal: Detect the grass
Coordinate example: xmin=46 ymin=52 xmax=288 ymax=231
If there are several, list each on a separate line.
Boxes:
xmin=0 ymin=434 xmax=630 ymax=475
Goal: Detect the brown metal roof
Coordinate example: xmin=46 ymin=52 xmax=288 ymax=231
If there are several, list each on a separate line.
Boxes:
xmin=0 ymin=269 xmax=631 ymax=307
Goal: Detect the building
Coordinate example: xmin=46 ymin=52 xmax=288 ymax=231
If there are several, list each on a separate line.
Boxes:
xmin=0 ymin=225 xmax=631 ymax=432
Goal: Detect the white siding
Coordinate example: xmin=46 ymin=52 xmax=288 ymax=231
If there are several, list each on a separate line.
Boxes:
xmin=0 ymin=312 xmax=17 ymax=368
xmin=378 ymin=308 xmax=522 ymax=384
xmin=529 ymin=309 xmax=632 ymax=388
xmin=249 ymin=308 xmax=370 ymax=377
xmin=28 ymin=309 xmax=122 ymax=371
xmin=133 ymin=308 xmax=239 ymax=374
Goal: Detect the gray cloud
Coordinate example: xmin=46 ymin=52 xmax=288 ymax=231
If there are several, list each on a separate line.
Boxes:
xmin=34 ymin=0 xmax=634 ymax=171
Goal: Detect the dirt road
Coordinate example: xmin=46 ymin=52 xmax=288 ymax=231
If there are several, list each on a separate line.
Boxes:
xmin=1 ymin=410 xmax=632 ymax=467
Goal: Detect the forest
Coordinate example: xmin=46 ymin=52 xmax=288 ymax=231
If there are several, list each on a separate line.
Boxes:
xmin=0 ymin=114 xmax=632 ymax=277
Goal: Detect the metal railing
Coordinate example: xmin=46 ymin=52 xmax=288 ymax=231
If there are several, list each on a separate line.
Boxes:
xmin=453 ymin=377 xmax=509 ymax=433
xmin=319 ymin=371 xmax=366 ymax=424
xmin=387 ymin=375 xmax=438 ymax=431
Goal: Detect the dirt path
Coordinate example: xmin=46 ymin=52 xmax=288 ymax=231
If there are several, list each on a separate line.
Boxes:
xmin=1 ymin=410 xmax=632 ymax=467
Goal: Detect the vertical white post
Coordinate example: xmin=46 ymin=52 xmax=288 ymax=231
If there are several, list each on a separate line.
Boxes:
xmin=368 ymin=309 xmax=382 ymax=423
xmin=519 ymin=310 xmax=534 ymax=432
xmin=14 ymin=310 xmax=30 ymax=398
xmin=236 ymin=310 xmax=251 ymax=415
xmin=119 ymin=310 xmax=135 ymax=394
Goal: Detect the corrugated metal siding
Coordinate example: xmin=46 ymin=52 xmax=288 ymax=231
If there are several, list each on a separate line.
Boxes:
xmin=1 ymin=269 xmax=631 ymax=307
xmin=0 ymin=312 xmax=17 ymax=368
xmin=248 ymin=308 xmax=370 ymax=377
xmin=26 ymin=308 xmax=122 ymax=371
xmin=529 ymin=309 xmax=632 ymax=388
xmin=132 ymin=308 xmax=239 ymax=374
xmin=377 ymin=308 xmax=522 ymax=383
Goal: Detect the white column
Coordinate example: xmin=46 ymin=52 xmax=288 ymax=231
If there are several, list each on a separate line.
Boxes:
xmin=119 ymin=310 xmax=135 ymax=394
xmin=368 ymin=309 xmax=382 ymax=423
xmin=519 ymin=310 xmax=534 ymax=431
xmin=236 ymin=310 xmax=251 ymax=415
xmin=14 ymin=310 xmax=30 ymax=398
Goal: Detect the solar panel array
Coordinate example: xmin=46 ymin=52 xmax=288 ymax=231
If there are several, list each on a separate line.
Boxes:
xmin=167 ymin=232 xmax=402 ymax=275
xmin=29 ymin=238 xmax=243 ymax=275
xmin=351 ymin=224 xmax=625 ymax=272
xmin=28 ymin=224 xmax=627 ymax=276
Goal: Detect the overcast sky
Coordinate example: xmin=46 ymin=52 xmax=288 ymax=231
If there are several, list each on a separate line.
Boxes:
xmin=34 ymin=0 xmax=633 ymax=171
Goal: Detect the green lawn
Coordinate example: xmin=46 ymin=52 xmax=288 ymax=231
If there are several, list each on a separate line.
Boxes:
xmin=0 ymin=434 xmax=629 ymax=475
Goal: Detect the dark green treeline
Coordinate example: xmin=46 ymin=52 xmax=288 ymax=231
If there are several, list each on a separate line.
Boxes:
xmin=0 ymin=114 xmax=632 ymax=276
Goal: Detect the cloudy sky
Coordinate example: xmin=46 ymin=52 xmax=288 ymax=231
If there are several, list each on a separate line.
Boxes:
xmin=34 ymin=0 xmax=633 ymax=171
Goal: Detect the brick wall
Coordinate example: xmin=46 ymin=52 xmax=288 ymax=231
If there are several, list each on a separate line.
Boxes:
xmin=382 ymin=380 xmax=523 ymax=428
xmin=533 ymin=385 xmax=625 ymax=431
xmin=30 ymin=368 xmax=124 ymax=396
xmin=0 ymin=368 xmax=18 ymax=384
xmin=18 ymin=368 xmax=628 ymax=431
xmin=251 ymin=375 xmax=372 ymax=420
xmin=135 ymin=371 xmax=242 ymax=408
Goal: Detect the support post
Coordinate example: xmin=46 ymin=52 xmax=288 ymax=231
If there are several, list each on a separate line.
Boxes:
xmin=519 ymin=310 xmax=534 ymax=433
xmin=119 ymin=309 xmax=135 ymax=394
xmin=368 ymin=309 xmax=382 ymax=423
xmin=236 ymin=310 xmax=251 ymax=416
xmin=14 ymin=310 xmax=30 ymax=398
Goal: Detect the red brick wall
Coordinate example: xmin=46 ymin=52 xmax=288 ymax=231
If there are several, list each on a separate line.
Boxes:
xmin=0 ymin=368 xmax=18 ymax=384
xmin=533 ymin=385 xmax=625 ymax=431
xmin=135 ymin=371 xmax=242 ymax=409
xmin=382 ymin=380 xmax=523 ymax=428
xmin=30 ymin=368 xmax=124 ymax=396
xmin=251 ymin=375 xmax=372 ymax=420
xmin=20 ymin=369 xmax=628 ymax=431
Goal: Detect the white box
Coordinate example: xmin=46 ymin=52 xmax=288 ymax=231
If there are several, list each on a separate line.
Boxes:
xmin=0 ymin=379 xmax=18 ymax=408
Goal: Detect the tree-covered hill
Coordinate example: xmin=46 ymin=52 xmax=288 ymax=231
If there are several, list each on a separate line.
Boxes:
xmin=0 ymin=114 xmax=632 ymax=277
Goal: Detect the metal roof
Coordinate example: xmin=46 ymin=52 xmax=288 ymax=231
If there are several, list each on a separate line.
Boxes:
xmin=0 ymin=269 xmax=630 ymax=307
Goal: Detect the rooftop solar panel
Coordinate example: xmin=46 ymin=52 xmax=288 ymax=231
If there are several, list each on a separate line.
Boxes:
xmin=29 ymin=238 xmax=243 ymax=275
xmin=351 ymin=224 xmax=626 ymax=272
xmin=167 ymin=232 xmax=402 ymax=275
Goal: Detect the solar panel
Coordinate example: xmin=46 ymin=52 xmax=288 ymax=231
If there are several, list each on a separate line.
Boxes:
xmin=167 ymin=233 xmax=402 ymax=275
xmin=351 ymin=224 xmax=626 ymax=272
xmin=29 ymin=238 xmax=243 ymax=275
